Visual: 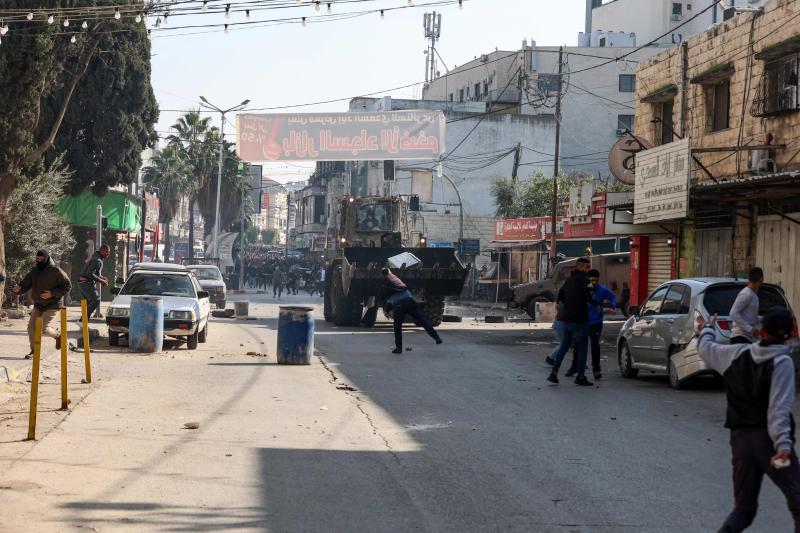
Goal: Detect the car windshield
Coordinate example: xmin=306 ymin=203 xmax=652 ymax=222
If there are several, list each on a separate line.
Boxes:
xmin=703 ymin=284 xmax=788 ymax=315
xmin=121 ymin=273 xmax=196 ymax=297
xmin=191 ymin=268 xmax=222 ymax=281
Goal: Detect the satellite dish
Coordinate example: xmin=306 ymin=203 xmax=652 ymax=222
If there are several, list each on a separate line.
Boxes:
xmin=608 ymin=134 xmax=653 ymax=186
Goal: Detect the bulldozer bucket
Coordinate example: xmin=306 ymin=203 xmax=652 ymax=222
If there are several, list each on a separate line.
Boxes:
xmin=341 ymin=247 xmax=467 ymax=298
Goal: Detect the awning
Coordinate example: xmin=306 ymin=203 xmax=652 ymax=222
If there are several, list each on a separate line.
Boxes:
xmin=755 ymin=35 xmax=800 ymax=61
xmin=690 ymin=63 xmax=735 ymax=85
xmin=641 ymin=84 xmax=679 ymax=103
xmin=57 ymin=190 xmax=142 ymax=232
xmin=692 ymin=171 xmax=800 ymax=202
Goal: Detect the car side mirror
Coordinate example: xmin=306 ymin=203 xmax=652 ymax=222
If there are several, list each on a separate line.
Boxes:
xmin=110 ymin=286 xmax=121 ymax=295
xmin=197 ymin=290 xmax=209 ymax=299
xmin=628 ymin=305 xmax=640 ymax=318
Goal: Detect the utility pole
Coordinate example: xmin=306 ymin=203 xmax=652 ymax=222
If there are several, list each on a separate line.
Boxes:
xmin=239 ymin=162 xmax=246 ymax=291
xmin=511 ymin=142 xmax=522 ymax=186
xmin=550 ymin=46 xmax=564 ymax=268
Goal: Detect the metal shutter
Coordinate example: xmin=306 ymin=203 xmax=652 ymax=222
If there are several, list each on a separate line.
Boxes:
xmin=694 ymin=229 xmax=733 ymax=277
xmin=647 ymin=236 xmax=673 ymax=294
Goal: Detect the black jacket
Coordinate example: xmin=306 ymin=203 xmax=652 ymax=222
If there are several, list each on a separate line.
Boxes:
xmin=19 ymin=257 xmax=72 ymax=311
xmin=559 ymin=270 xmax=592 ymax=324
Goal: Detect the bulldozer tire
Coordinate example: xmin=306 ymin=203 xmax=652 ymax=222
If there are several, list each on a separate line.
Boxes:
xmin=332 ymin=272 xmax=363 ymax=327
xmin=421 ymin=296 xmax=446 ymax=327
xmin=323 ymin=263 xmax=337 ymax=322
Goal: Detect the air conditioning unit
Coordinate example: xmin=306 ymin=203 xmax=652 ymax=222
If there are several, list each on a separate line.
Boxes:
xmin=748 ymin=149 xmax=776 ymax=174
xmin=616 ymin=129 xmax=628 ymax=137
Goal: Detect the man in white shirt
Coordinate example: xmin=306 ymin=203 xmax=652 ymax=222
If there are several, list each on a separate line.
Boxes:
xmin=730 ymin=267 xmax=764 ymax=345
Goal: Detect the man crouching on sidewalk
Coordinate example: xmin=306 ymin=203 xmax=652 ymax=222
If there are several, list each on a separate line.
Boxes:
xmin=697 ymin=309 xmax=800 ymax=532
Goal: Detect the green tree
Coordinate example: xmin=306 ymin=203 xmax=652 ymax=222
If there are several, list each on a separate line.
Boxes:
xmin=194 ymin=136 xmax=251 ymax=238
xmin=492 ymin=172 xmax=582 ymax=218
xmin=142 ymin=145 xmax=191 ymax=261
xmin=0 ymin=1 xmax=157 ymax=302
xmin=261 ymin=229 xmax=278 ymax=245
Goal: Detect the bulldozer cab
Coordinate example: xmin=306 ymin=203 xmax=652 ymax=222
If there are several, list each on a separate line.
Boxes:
xmin=339 ymin=196 xmax=408 ymax=249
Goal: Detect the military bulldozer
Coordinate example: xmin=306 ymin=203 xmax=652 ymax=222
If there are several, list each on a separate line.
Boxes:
xmin=323 ymin=196 xmax=467 ymax=327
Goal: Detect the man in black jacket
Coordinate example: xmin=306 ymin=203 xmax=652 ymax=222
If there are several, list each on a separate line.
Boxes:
xmin=13 ymin=250 xmax=72 ymax=357
xmin=547 ymin=257 xmax=594 ymax=386
xmin=78 ymin=244 xmax=110 ymax=319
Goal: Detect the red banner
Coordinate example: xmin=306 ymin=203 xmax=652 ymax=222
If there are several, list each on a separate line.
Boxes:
xmin=494 ymin=217 xmax=550 ymax=242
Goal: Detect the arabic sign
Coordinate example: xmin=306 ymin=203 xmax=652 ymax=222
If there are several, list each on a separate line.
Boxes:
xmin=459 ymin=238 xmax=481 ymax=256
xmin=494 ymin=217 xmax=548 ymax=242
xmin=634 ymin=138 xmax=690 ymax=224
xmin=144 ymin=193 xmax=160 ymax=232
xmin=236 ymin=111 xmax=446 ymax=162
xmin=608 ymin=135 xmax=653 ymax=186
xmin=568 ymin=182 xmax=595 ymax=221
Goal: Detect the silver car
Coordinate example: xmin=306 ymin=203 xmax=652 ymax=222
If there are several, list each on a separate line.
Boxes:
xmin=617 ymin=278 xmax=793 ymax=389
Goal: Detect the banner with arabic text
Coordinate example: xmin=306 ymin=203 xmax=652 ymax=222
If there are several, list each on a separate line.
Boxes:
xmin=236 ymin=111 xmax=446 ymax=162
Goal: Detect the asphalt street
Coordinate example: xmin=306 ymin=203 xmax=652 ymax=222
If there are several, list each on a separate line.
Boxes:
xmin=0 ymin=292 xmax=797 ymax=532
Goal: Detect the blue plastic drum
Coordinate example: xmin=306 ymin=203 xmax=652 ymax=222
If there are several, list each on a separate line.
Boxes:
xmin=277 ymin=306 xmax=315 ymax=365
xmin=129 ymin=296 xmax=164 ymax=352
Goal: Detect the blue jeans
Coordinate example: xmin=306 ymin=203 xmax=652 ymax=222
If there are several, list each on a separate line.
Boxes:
xmin=551 ymin=322 xmax=589 ymax=378
xmin=549 ymin=320 xmax=578 ymax=361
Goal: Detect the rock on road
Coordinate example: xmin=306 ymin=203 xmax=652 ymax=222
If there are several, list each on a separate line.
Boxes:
xmin=0 ymin=292 xmax=796 ymax=532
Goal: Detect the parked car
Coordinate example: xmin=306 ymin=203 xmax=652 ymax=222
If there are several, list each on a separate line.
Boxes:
xmin=512 ymin=252 xmax=630 ymax=319
xmin=186 ymin=264 xmax=226 ymax=309
xmin=106 ymin=266 xmax=211 ymax=350
xmin=617 ymin=278 xmax=794 ymax=389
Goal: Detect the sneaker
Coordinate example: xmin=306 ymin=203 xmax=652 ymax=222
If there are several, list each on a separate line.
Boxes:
xmin=392 ymin=347 xmax=403 ymax=354
xmin=593 ymin=369 xmax=602 ymax=380
xmin=565 ymin=368 xmax=576 ymax=378
xmin=547 ymin=371 xmax=559 ymax=384
xmin=545 ymin=356 xmax=555 ymax=366
xmin=574 ymin=376 xmax=593 ymax=387
xmin=24 ymin=351 xmax=33 ymax=360
xmin=435 ymin=338 xmax=443 ymax=345
xmin=55 ymin=336 xmax=61 ymax=350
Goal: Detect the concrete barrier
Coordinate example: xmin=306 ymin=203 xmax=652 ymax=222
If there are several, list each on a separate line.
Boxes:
xmin=535 ymin=302 xmax=556 ymax=323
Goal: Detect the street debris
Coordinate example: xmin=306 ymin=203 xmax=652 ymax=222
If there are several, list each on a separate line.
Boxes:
xmin=319 ymin=405 xmax=328 ymax=411
xmin=246 ymin=351 xmax=268 ymax=357
xmin=183 ymin=422 xmax=200 ymax=429
xmin=336 ymin=384 xmax=357 ymax=392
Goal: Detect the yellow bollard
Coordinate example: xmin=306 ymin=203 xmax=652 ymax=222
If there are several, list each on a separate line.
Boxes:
xmin=27 ymin=316 xmax=43 ymax=441
xmin=80 ymin=299 xmax=92 ymax=384
xmin=60 ymin=308 xmax=68 ymax=410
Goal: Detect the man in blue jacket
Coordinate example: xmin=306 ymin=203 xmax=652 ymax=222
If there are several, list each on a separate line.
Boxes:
xmin=565 ymin=269 xmax=617 ymax=380
xmin=697 ymin=309 xmax=799 ymax=531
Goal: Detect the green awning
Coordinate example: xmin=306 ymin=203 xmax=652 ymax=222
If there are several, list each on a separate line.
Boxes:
xmin=58 ymin=190 xmax=142 ymax=232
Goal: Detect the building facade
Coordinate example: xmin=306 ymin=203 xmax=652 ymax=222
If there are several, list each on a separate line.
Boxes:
xmin=632 ymin=0 xmax=800 ymax=308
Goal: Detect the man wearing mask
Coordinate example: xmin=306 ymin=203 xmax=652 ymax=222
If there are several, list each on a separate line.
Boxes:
xmin=547 ymin=257 xmax=594 ymax=386
xmin=13 ymin=250 xmax=72 ymax=357
xmin=79 ymin=244 xmax=110 ymax=319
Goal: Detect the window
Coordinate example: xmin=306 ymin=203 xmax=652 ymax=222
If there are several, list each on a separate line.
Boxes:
xmin=483 ymin=80 xmax=489 ymax=97
xmin=617 ymin=114 xmax=634 ymax=134
xmin=599 ymin=37 xmax=606 ymax=47
xmin=619 ymin=74 xmax=636 ymax=93
xmin=314 ymin=195 xmax=326 ymax=224
xmin=641 ymin=286 xmax=669 ymax=316
xmin=660 ymin=100 xmax=675 ymax=144
xmin=661 ymin=285 xmax=688 ymax=315
xmin=537 ymin=74 xmax=559 ymax=92
xmin=707 ymin=81 xmax=730 ymax=132
xmin=687 ymin=3 xmax=692 ymax=10
xmin=754 ymin=55 xmax=799 ymax=116
xmin=474 ymin=83 xmax=481 ymax=100
xmin=449 ymin=93 xmax=454 ymax=102
xmin=672 ymin=2 xmax=683 ymax=15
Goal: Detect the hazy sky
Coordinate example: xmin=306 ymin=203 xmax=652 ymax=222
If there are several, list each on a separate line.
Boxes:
xmin=150 ymin=0 xmax=586 ymax=181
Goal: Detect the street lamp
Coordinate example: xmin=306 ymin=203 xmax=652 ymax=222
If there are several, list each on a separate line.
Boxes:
xmin=199 ymin=96 xmax=249 ymax=257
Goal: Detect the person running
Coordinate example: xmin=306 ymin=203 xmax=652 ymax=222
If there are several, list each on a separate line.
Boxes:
xmin=13 ymin=250 xmax=72 ymax=357
xmin=547 ymin=257 xmax=594 ymax=386
xmin=565 ymin=269 xmax=616 ymax=380
xmin=78 ymin=244 xmax=110 ymax=319
xmin=697 ymin=309 xmax=800 ymax=531
xmin=381 ymin=268 xmax=442 ymax=354
xmin=730 ymin=267 xmax=764 ymax=345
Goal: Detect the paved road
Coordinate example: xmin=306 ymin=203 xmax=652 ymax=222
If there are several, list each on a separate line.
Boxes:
xmin=0 ymin=292 xmax=796 ymax=532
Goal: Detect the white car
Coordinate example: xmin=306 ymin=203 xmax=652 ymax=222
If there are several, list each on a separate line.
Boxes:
xmin=106 ymin=266 xmax=211 ymax=350
xmin=186 ymin=264 xmax=226 ymax=309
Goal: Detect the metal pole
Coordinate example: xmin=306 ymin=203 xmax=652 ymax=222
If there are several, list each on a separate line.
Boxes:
xmin=140 ymin=188 xmax=146 ymax=262
xmin=213 ymin=114 xmax=225 ymax=258
xmin=95 ymin=205 xmax=103 ymax=318
xmin=550 ymin=46 xmax=564 ymax=269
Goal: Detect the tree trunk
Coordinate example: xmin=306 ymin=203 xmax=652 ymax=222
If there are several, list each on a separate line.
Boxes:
xmin=163 ymin=217 xmax=173 ymax=263
xmin=188 ymin=198 xmax=195 ymax=259
xmin=0 ymin=191 xmax=7 ymax=308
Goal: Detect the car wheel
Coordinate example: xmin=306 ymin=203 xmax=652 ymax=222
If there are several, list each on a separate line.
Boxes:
xmin=217 ymin=302 xmax=225 ymax=310
xmin=619 ymin=341 xmax=639 ymax=378
xmin=668 ymin=349 xmax=684 ymax=390
xmin=109 ymin=330 xmax=119 ymax=347
xmin=198 ymin=322 xmax=208 ymax=343
xmin=187 ymin=331 xmax=199 ymax=350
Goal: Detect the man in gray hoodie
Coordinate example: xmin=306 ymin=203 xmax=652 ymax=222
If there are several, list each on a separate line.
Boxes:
xmin=729 ymin=267 xmax=764 ymax=345
xmin=697 ymin=308 xmax=799 ymax=531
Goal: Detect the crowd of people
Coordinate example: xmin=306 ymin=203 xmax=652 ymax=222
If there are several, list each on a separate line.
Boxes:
xmin=241 ymin=246 xmax=326 ymax=299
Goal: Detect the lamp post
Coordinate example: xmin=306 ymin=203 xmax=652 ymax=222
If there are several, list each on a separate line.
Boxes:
xmin=199 ymin=96 xmax=249 ymax=258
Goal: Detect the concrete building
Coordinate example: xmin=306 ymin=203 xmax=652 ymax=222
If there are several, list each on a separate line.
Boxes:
xmin=630 ymin=0 xmax=800 ymax=308
xmin=259 ymin=178 xmax=289 ymax=244
xmin=421 ymin=44 xmax=660 ymax=180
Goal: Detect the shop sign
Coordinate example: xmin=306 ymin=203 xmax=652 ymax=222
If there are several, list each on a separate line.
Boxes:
xmin=634 ymin=138 xmax=690 ymax=224
xmin=494 ymin=217 xmax=545 ymax=242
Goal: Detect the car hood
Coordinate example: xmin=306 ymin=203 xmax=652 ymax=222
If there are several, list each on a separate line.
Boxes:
xmin=109 ymin=295 xmax=199 ymax=312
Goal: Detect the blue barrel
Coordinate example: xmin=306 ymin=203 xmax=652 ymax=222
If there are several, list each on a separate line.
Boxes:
xmin=277 ymin=306 xmax=315 ymax=365
xmin=129 ymin=296 xmax=164 ymax=352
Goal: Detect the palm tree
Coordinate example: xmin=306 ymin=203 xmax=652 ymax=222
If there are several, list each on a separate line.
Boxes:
xmin=166 ymin=111 xmax=216 ymax=257
xmin=142 ymin=144 xmax=191 ymax=261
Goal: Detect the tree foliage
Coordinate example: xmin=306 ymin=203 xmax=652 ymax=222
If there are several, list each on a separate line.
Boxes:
xmin=143 ymin=145 xmax=192 ymax=260
xmin=5 ymin=162 xmax=75 ymax=282
xmin=261 ymin=229 xmax=278 ymax=245
xmin=492 ymin=172 xmax=584 ymax=218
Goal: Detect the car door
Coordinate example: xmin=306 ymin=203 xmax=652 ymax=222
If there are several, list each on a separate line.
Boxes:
xmin=627 ymin=285 xmax=668 ymax=364
xmin=650 ymin=284 xmax=691 ymax=369
xmin=192 ymin=276 xmax=210 ymax=323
